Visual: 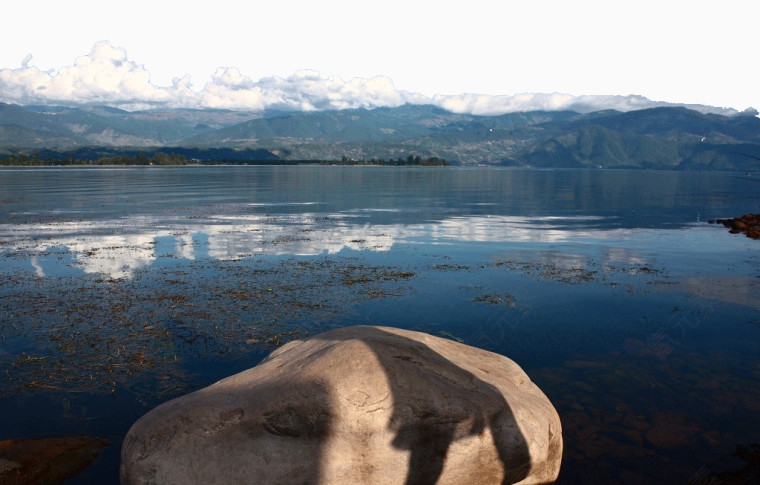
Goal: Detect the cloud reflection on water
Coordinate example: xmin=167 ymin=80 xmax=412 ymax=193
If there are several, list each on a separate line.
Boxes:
xmin=1 ymin=213 xmax=628 ymax=279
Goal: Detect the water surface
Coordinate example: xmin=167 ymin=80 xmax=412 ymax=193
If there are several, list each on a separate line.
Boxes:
xmin=1 ymin=166 xmax=759 ymax=483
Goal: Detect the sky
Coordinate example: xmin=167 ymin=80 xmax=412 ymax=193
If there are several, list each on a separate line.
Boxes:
xmin=1 ymin=0 xmax=757 ymax=114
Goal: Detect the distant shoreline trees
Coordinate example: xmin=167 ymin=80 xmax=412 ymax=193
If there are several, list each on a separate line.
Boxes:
xmin=329 ymin=155 xmax=449 ymax=166
xmin=0 ymin=152 xmax=449 ymax=167
xmin=0 ymin=152 xmax=189 ymax=166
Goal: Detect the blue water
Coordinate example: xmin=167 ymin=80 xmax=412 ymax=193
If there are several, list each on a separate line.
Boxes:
xmin=1 ymin=166 xmax=759 ymax=483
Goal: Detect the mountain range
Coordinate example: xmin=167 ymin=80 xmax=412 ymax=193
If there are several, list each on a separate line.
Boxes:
xmin=1 ymin=102 xmax=759 ymax=170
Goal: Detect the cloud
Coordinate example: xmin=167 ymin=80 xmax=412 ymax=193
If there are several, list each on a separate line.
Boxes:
xmin=429 ymin=92 xmax=744 ymax=116
xmin=0 ymin=43 xmax=407 ymax=112
xmin=0 ymin=42 xmax=174 ymax=108
xmin=0 ymin=42 xmax=748 ymax=116
xmin=198 ymin=68 xmax=406 ymax=111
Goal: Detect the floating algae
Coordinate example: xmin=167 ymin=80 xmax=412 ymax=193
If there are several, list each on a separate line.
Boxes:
xmin=0 ymin=255 xmax=418 ymax=397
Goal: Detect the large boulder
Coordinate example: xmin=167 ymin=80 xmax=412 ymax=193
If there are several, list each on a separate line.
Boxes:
xmin=121 ymin=326 xmax=562 ymax=484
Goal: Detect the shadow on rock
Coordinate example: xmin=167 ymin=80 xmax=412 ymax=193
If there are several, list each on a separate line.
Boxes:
xmin=121 ymin=325 xmax=562 ymax=484
xmin=312 ymin=327 xmax=536 ymax=484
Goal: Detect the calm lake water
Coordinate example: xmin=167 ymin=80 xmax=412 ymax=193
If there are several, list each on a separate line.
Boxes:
xmin=1 ymin=166 xmax=759 ymax=483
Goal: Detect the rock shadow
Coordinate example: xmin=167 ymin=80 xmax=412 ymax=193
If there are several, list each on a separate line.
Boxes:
xmin=310 ymin=326 xmax=532 ymax=485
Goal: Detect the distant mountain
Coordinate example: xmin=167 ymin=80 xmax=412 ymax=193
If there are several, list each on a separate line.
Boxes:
xmin=1 ymin=102 xmax=759 ymax=170
xmin=183 ymin=105 xmax=579 ymax=147
xmin=0 ymin=103 xmax=261 ymax=149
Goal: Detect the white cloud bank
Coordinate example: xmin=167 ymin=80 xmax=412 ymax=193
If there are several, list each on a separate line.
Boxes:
xmin=0 ymin=42 xmax=752 ymax=116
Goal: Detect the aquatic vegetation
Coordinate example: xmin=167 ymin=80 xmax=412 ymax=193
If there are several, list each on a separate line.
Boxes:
xmin=472 ymin=292 xmax=517 ymax=307
xmin=0 ymin=256 xmax=418 ymax=397
xmin=491 ymin=254 xmax=667 ymax=289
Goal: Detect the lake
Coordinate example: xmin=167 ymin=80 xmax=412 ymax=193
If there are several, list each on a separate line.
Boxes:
xmin=1 ymin=166 xmax=759 ymax=483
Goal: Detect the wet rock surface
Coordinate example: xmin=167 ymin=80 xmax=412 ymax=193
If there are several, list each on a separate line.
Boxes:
xmin=121 ymin=326 xmax=562 ymax=484
xmin=710 ymin=213 xmax=760 ymax=239
xmin=0 ymin=436 xmax=108 ymax=485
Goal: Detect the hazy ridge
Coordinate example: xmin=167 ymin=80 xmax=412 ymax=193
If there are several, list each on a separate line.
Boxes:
xmin=1 ymin=102 xmax=759 ymax=170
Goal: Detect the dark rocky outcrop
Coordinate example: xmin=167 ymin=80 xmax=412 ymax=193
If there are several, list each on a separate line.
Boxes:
xmin=709 ymin=214 xmax=760 ymax=239
xmin=0 ymin=436 xmax=108 ymax=485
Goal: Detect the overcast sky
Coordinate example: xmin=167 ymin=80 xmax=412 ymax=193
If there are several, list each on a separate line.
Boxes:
xmin=1 ymin=0 xmax=757 ymax=113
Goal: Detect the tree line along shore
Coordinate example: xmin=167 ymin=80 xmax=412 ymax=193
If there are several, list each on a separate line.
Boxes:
xmin=0 ymin=152 xmax=449 ymax=166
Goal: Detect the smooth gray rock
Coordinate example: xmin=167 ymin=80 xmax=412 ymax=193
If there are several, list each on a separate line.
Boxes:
xmin=121 ymin=326 xmax=562 ymax=484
